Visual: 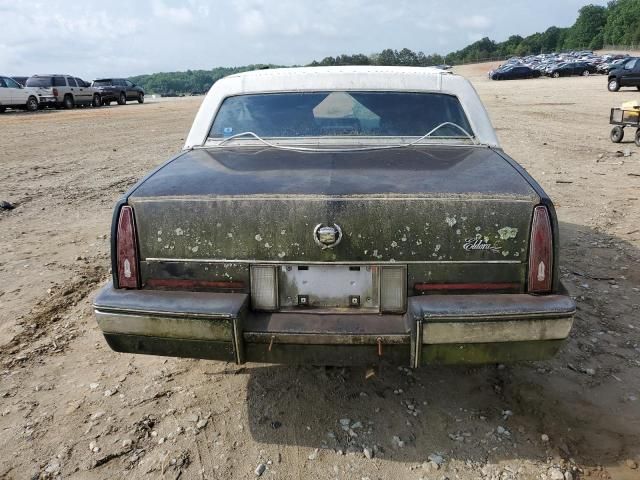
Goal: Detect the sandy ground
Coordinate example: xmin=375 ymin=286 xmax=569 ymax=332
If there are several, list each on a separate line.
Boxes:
xmin=0 ymin=67 xmax=639 ymax=480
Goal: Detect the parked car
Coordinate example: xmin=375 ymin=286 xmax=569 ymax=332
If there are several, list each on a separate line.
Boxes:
xmin=597 ymin=57 xmax=630 ymax=74
xmin=0 ymin=75 xmax=56 ymax=112
xmin=607 ymin=58 xmax=640 ymax=92
xmin=93 ymin=66 xmax=575 ymax=367
xmin=491 ymin=65 xmax=541 ymax=80
xmin=91 ymin=78 xmax=144 ymax=105
xmin=547 ymin=61 xmax=597 ymax=78
xmin=488 ymin=51 xmax=629 ymax=82
xmin=25 ymin=74 xmax=101 ymax=108
xmin=10 ymin=76 xmax=29 ymax=86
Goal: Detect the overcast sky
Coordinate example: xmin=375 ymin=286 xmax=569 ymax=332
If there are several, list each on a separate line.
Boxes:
xmin=0 ymin=0 xmax=607 ymax=79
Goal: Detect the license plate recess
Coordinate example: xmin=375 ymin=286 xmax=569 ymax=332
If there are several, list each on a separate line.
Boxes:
xmin=278 ymin=265 xmax=380 ymax=312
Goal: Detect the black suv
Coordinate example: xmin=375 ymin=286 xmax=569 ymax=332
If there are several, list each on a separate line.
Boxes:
xmin=608 ymin=58 xmax=640 ymax=92
xmin=91 ymin=79 xmax=144 ymax=105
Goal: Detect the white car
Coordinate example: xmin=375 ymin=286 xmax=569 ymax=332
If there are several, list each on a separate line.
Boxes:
xmin=0 ymin=76 xmax=56 ymax=112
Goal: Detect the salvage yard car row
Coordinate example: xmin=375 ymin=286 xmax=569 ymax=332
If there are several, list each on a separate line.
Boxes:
xmin=489 ymin=50 xmax=633 ymax=81
xmin=0 ymin=74 xmax=145 ymax=113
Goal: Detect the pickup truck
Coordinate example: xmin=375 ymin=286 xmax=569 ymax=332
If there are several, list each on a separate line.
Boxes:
xmin=607 ymin=57 xmax=640 ymax=92
xmin=93 ymin=66 xmax=575 ymax=367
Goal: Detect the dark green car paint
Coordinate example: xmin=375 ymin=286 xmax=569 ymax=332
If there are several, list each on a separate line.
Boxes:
xmin=99 ymin=144 xmax=573 ymax=365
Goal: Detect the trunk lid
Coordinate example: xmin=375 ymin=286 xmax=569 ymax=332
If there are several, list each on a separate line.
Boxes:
xmin=129 ymin=146 xmax=538 ymax=265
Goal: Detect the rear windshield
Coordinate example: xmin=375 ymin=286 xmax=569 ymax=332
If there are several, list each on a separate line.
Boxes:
xmin=93 ymin=80 xmax=112 ymax=86
xmin=26 ymin=76 xmax=52 ymax=87
xmin=209 ymin=91 xmax=473 ymax=139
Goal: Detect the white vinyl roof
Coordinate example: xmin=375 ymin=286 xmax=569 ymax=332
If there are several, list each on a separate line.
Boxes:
xmin=184 ymin=66 xmax=500 ymax=149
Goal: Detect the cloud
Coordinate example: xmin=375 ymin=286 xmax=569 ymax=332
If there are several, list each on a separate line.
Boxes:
xmin=0 ymin=0 xmax=610 ymax=79
xmin=238 ymin=9 xmax=267 ymax=36
xmin=456 ymin=14 xmax=493 ymax=30
xmin=152 ymin=0 xmax=195 ymax=25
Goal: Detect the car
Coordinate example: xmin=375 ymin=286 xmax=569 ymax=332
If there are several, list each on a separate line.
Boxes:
xmin=91 ymin=78 xmax=144 ymax=105
xmin=25 ymin=74 xmax=102 ymax=109
xmin=491 ymin=65 xmax=541 ymax=80
xmin=0 ymin=75 xmax=57 ymax=112
xmin=93 ymin=66 xmax=575 ymax=367
xmin=607 ymin=58 xmax=640 ymax=92
xmin=10 ymin=76 xmax=29 ymax=86
xmin=547 ymin=61 xmax=597 ymax=78
xmin=599 ymin=57 xmax=632 ymax=74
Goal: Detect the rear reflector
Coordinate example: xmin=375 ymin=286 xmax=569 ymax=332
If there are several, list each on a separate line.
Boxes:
xmin=380 ymin=266 xmax=406 ymax=313
xmin=250 ymin=266 xmax=278 ymax=311
xmin=116 ymin=206 xmax=140 ymax=289
xmin=528 ymin=205 xmax=553 ymax=293
xmin=146 ymin=279 xmax=245 ymax=290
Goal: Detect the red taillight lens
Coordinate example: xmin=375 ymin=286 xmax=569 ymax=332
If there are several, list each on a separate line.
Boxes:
xmin=116 ymin=206 xmax=140 ymax=289
xmin=52 ymin=88 xmax=58 ymax=97
xmin=528 ymin=205 xmax=553 ymax=293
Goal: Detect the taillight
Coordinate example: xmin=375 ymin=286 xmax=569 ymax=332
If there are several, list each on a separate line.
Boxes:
xmin=528 ymin=205 xmax=553 ymax=293
xmin=52 ymin=88 xmax=58 ymax=97
xmin=116 ymin=206 xmax=140 ymax=289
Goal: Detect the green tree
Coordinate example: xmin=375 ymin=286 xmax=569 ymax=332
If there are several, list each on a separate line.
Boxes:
xmin=604 ymin=0 xmax=640 ymax=45
xmin=564 ymin=4 xmax=607 ymax=49
xmin=377 ymin=49 xmax=398 ymax=65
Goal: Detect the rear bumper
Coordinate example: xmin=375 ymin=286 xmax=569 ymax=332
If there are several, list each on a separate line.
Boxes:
xmin=94 ymin=282 xmax=575 ymax=366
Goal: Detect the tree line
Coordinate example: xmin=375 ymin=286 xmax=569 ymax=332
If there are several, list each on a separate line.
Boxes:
xmin=131 ymin=0 xmax=640 ymax=95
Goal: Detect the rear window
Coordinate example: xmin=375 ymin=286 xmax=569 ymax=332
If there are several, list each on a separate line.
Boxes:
xmin=26 ymin=76 xmax=53 ymax=87
xmin=53 ymin=76 xmax=67 ymax=86
xmin=209 ymin=91 xmax=473 ymax=139
xmin=93 ymin=80 xmax=112 ymax=86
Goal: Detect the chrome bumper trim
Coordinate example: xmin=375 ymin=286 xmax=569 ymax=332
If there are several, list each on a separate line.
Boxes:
xmin=422 ymin=317 xmax=574 ymax=344
xmin=95 ymin=310 xmax=233 ymax=341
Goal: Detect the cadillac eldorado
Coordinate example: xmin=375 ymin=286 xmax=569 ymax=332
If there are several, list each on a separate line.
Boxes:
xmin=93 ymin=66 xmax=575 ymax=367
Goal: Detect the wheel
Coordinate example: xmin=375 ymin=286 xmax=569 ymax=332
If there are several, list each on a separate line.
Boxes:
xmin=635 ymin=129 xmax=640 ymax=147
xmin=582 ymin=70 xmax=590 ymax=77
xmin=608 ymin=78 xmax=620 ymax=92
xmin=553 ymin=72 xmax=560 ymax=78
xmin=63 ymin=94 xmax=74 ymax=109
xmin=26 ymin=96 xmax=38 ymax=112
xmin=0 ymin=106 xmax=5 ymax=113
xmin=611 ymin=126 xmax=624 ymax=143
xmin=637 ymin=86 xmax=640 ymax=91
xmin=117 ymin=92 xmax=126 ymax=105
xmin=137 ymin=93 xmax=144 ymax=104
xmin=92 ymin=94 xmax=101 ymax=107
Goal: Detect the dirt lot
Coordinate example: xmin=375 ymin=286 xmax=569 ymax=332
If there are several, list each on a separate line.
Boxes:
xmin=1 ymin=66 xmax=639 ymax=480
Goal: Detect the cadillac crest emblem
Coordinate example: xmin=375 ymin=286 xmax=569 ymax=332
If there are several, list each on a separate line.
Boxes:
xmin=313 ymin=224 xmax=343 ymax=249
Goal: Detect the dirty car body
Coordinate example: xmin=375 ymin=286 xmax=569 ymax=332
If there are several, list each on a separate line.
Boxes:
xmin=93 ymin=66 xmax=575 ymax=367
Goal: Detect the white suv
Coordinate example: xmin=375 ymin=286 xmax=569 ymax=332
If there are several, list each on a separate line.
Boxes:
xmin=0 ymin=76 xmax=56 ymax=112
xmin=25 ymin=74 xmax=101 ymax=109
